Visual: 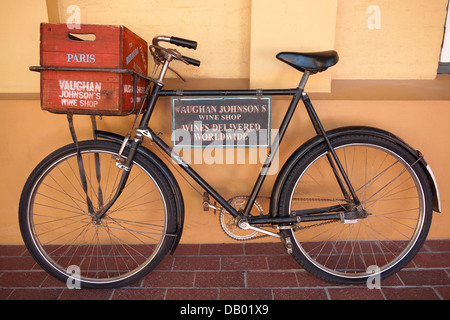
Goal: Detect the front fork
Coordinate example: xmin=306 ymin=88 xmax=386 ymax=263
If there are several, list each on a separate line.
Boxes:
xmin=95 ymin=79 xmax=165 ymax=222
xmin=94 ymin=130 xmax=144 ymax=222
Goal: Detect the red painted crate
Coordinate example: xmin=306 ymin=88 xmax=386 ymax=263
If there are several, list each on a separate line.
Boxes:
xmin=38 ymin=23 xmax=149 ymax=115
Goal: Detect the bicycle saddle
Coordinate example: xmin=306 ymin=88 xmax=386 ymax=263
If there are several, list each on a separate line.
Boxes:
xmin=276 ymin=51 xmax=339 ymax=73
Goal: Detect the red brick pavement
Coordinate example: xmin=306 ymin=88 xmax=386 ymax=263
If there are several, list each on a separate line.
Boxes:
xmin=0 ymin=240 xmax=449 ymax=300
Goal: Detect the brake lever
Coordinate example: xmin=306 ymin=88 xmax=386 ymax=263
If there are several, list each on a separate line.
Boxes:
xmin=149 ymin=45 xmax=178 ymax=64
xmin=149 ymin=45 xmax=193 ymax=82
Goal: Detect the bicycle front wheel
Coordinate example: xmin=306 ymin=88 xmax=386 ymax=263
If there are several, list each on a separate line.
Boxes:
xmin=19 ymin=140 xmax=177 ymax=288
xmin=278 ymin=133 xmax=433 ymax=284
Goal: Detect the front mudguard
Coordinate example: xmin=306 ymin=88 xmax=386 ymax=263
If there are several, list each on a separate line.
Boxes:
xmin=270 ymin=126 xmax=441 ymax=218
xmin=95 ymin=130 xmax=185 ymax=254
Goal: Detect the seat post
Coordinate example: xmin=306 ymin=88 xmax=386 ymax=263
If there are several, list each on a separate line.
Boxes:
xmin=299 ymin=71 xmax=310 ymax=90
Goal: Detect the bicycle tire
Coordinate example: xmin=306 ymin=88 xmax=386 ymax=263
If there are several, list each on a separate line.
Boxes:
xmin=19 ymin=140 xmax=177 ymax=288
xmin=278 ymin=133 xmax=433 ymax=284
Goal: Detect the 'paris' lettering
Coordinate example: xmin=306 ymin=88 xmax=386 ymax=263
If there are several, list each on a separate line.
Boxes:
xmin=67 ymin=53 xmax=96 ymax=63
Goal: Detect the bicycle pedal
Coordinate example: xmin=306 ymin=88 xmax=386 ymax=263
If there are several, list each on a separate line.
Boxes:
xmin=281 ymin=236 xmax=293 ymax=254
xmin=202 ymin=192 xmax=210 ymax=211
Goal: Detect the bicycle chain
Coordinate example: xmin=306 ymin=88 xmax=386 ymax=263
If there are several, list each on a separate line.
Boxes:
xmin=258 ymin=195 xmax=348 ymax=202
xmin=225 ymin=216 xmax=339 ymax=241
xmin=220 ymin=195 xmax=341 ymax=241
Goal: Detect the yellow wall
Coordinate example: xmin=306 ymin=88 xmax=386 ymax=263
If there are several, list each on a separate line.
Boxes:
xmin=250 ymin=0 xmax=337 ymax=91
xmin=0 ymin=0 xmax=449 ymax=244
xmin=3 ymin=0 xmax=447 ymax=93
xmin=0 ymin=0 xmax=47 ymax=93
xmin=1 ymin=97 xmax=449 ymax=244
xmin=334 ymin=0 xmax=447 ymax=79
xmin=57 ymin=0 xmax=253 ymax=80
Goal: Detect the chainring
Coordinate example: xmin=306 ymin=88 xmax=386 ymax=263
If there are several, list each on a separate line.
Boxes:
xmin=219 ymin=195 xmax=264 ymax=241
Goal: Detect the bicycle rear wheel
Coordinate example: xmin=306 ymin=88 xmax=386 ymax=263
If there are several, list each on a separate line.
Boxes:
xmin=278 ymin=134 xmax=433 ymax=284
xmin=19 ymin=140 xmax=177 ymax=288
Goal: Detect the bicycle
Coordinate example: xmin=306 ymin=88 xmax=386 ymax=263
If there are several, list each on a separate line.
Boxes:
xmin=20 ymin=35 xmax=441 ymax=289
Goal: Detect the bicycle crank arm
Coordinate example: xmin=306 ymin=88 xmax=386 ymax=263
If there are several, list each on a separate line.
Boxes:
xmin=238 ymin=220 xmax=280 ymax=239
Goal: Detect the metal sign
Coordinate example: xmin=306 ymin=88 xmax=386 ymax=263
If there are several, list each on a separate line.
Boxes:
xmin=171 ymin=96 xmax=271 ymax=148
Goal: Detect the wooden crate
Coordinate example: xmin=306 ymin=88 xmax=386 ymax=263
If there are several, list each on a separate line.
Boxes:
xmin=38 ymin=23 xmax=149 ymax=115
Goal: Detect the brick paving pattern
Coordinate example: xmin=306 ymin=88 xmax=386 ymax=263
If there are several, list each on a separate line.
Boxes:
xmin=0 ymin=240 xmax=449 ymax=300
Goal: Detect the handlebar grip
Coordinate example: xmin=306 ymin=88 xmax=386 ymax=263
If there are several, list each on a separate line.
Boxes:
xmin=170 ymin=36 xmax=197 ymax=50
xmin=182 ymin=56 xmax=201 ymax=67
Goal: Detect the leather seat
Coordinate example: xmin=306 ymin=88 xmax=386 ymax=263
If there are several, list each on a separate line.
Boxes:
xmin=276 ymin=51 xmax=339 ymax=73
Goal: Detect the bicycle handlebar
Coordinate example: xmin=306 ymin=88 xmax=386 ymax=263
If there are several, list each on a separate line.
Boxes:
xmin=152 ymin=36 xmax=197 ymax=50
xmin=151 ymin=35 xmax=200 ymax=67
xmin=181 ymin=55 xmax=200 ymax=67
xmin=170 ymin=36 xmax=197 ymax=50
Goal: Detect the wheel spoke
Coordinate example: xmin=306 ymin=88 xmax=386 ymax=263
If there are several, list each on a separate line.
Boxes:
xmin=20 ymin=141 xmax=173 ymax=288
xmin=285 ymin=138 xmax=429 ymax=283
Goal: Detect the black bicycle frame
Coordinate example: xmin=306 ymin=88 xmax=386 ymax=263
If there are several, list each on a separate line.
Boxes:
xmin=98 ymin=72 xmax=360 ymax=225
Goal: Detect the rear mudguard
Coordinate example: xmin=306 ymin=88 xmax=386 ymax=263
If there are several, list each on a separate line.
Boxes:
xmin=270 ymin=126 xmax=441 ymax=218
xmin=95 ymin=130 xmax=185 ymax=254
